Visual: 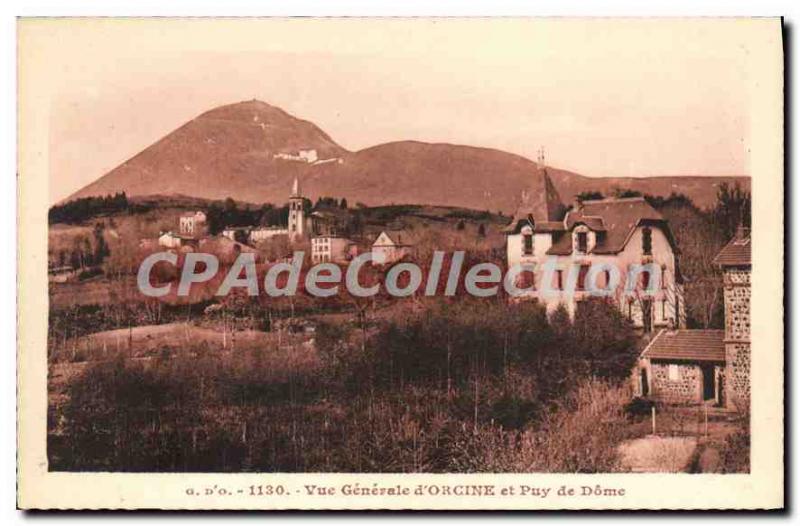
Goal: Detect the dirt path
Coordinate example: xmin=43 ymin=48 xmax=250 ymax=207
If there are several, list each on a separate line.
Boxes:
xmin=618 ymin=436 xmax=698 ymax=472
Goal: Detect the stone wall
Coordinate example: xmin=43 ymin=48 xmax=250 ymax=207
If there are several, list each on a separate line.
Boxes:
xmin=723 ymin=267 xmax=750 ymax=410
xmin=650 ymin=361 xmax=702 ymax=404
xmin=726 ymin=342 xmax=751 ymax=410
xmin=723 ymin=268 xmax=751 ymax=342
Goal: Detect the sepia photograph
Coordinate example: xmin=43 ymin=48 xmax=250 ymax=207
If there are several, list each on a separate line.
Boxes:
xmin=16 ymin=16 xmax=784 ymax=510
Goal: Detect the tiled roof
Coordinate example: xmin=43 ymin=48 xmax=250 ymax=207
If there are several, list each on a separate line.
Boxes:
xmin=713 ymin=228 xmax=751 ymax=267
xmin=571 ymin=216 xmax=606 ymax=231
xmin=641 ymin=329 xmax=725 ymax=362
xmin=547 ymin=197 xmax=676 ymax=255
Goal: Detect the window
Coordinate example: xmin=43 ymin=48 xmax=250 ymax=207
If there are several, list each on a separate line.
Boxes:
xmin=661 ymin=298 xmax=668 ymax=320
xmin=627 ymin=299 xmax=633 ymax=320
xmin=523 ymin=234 xmax=533 ymax=255
xmin=668 ymin=364 xmax=680 ymax=381
xmin=576 ymin=232 xmax=588 ymax=254
xmin=577 ymin=265 xmax=590 ymax=291
xmin=642 ymin=227 xmax=652 ymax=256
xmin=661 ymin=266 xmax=667 ymax=289
xmin=517 ymin=269 xmax=535 ymax=290
xmin=555 ymin=270 xmax=563 ymax=290
xmin=641 ymin=270 xmax=651 ymax=291
xmin=603 ymin=270 xmax=611 ymax=289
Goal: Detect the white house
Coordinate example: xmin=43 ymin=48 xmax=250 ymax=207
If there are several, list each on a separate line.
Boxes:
xmin=371 ymin=230 xmax=414 ymax=265
xmin=158 ymin=231 xmax=184 ymax=249
xmin=179 ymin=211 xmax=207 ymax=236
xmin=311 ymin=236 xmax=355 ymax=264
xmin=504 ymin=169 xmax=685 ymax=332
xmin=249 ymin=226 xmax=289 ymax=245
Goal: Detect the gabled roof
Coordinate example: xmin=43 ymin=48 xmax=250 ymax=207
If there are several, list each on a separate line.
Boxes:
xmin=503 ymin=169 xmax=566 ymax=234
xmin=547 ymin=197 xmax=677 ymax=255
xmin=641 ymin=329 xmax=725 ymax=362
xmin=714 ymin=227 xmax=751 ymax=267
xmin=373 ymin=229 xmax=413 ymax=247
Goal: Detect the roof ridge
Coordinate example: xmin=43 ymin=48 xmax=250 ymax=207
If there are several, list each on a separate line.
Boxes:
xmin=582 ymin=196 xmax=647 ymax=203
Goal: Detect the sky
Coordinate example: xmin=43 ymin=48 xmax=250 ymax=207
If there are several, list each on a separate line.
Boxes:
xmin=21 ymin=18 xmax=761 ymax=204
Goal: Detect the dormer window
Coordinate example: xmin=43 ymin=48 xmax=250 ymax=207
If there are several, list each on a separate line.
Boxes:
xmin=576 ymin=232 xmax=588 ymax=254
xmin=642 ymin=227 xmax=652 ymax=256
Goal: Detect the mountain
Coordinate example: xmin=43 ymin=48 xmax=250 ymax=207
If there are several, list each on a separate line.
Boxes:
xmin=68 ymin=100 xmax=749 ymax=212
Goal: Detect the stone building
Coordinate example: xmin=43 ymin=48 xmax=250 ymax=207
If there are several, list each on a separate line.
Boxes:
xmin=504 ymin=167 xmax=685 ymax=331
xmin=713 ymin=226 xmax=751 ymax=410
xmin=633 ymin=226 xmax=750 ymax=409
xmin=636 ymin=329 xmax=725 ymax=404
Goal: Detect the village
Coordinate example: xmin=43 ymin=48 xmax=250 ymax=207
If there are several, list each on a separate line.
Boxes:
xmin=135 ymin=157 xmax=751 ymax=416
xmin=45 ymin=150 xmax=752 ymax=474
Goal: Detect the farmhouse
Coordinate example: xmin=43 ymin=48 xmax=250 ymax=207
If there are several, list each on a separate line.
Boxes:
xmin=372 ymin=230 xmax=414 ymax=265
xmin=504 ymin=167 xmax=685 ymax=332
xmin=179 ymin=210 xmax=207 ymax=236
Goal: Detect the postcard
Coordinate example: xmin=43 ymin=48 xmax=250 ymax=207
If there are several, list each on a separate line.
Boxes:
xmin=17 ymin=17 xmax=784 ymax=510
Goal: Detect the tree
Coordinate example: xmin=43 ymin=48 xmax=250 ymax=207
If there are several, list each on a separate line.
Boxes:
xmin=93 ymin=223 xmax=109 ymax=264
xmin=477 ymin=224 xmax=486 ymax=237
xmin=713 ymin=183 xmax=751 ymax=241
xmin=339 ymin=198 xmax=348 ymax=209
xmin=613 ymin=188 xmax=642 ymax=199
xmin=658 ymin=196 xmax=727 ymax=328
xmin=576 ymin=191 xmax=604 ymax=202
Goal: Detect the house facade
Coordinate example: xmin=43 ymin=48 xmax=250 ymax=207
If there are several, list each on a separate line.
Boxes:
xmin=372 ymin=230 xmax=414 ymax=265
xmin=504 ymin=169 xmax=685 ymax=331
xmin=311 ymin=236 xmax=355 ymax=264
xmin=179 ymin=211 xmax=207 ymax=236
xmin=249 ymin=226 xmax=289 ymax=245
xmin=636 ymin=329 xmax=725 ymax=404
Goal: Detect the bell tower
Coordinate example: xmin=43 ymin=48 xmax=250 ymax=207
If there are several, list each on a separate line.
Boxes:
xmin=288 ymin=177 xmax=305 ymax=240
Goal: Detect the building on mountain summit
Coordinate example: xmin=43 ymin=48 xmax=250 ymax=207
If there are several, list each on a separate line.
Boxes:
xmin=504 ymin=167 xmax=685 ymax=332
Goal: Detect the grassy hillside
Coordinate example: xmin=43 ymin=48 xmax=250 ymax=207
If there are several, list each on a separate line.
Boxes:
xmin=66 ymin=100 xmax=749 ymax=212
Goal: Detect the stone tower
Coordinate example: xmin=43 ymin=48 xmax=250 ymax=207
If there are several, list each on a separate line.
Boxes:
xmin=288 ymin=177 xmax=306 ymax=241
xmin=714 ymin=226 xmax=751 ymax=411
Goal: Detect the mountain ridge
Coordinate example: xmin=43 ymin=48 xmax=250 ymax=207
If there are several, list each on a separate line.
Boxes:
xmin=67 ymin=100 xmax=749 ymax=211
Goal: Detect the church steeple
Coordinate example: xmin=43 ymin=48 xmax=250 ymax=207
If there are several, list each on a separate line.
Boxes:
xmin=291 ymin=176 xmax=300 ymax=198
xmin=288 ymin=177 xmax=305 ymax=240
